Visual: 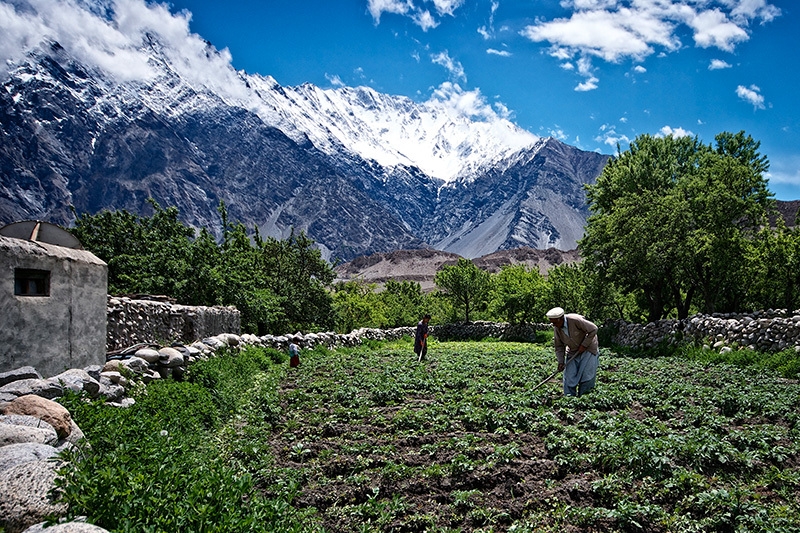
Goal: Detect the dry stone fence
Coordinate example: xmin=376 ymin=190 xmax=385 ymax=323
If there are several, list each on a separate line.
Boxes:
xmin=609 ymin=309 xmax=800 ymax=354
xmin=3 ymin=298 xmax=800 ymax=532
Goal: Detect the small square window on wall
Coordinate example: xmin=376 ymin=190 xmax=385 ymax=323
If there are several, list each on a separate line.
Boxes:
xmin=14 ymin=268 xmax=50 ymax=297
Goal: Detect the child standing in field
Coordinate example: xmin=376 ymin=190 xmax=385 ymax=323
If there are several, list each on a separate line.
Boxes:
xmin=289 ymin=342 xmax=301 ymax=368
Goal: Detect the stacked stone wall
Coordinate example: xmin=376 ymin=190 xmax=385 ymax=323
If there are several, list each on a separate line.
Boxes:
xmin=431 ymin=321 xmax=550 ymax=342
xmin=609 ymin=309 xmax=800 ymax=353
xmin=106 ymin=296 xmax=241 ymax=352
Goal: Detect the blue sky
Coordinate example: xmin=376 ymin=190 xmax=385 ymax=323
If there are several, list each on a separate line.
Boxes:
xmin=158 ymin=0 xmax=799 ymax=200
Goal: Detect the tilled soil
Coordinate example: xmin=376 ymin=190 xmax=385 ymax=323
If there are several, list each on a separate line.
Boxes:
xmin=261 ymin=377 xmax=606 ymax=532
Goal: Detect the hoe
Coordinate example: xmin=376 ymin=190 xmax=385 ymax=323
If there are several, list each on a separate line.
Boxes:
xmin=530 ymin=352 xmax=577 ymax=393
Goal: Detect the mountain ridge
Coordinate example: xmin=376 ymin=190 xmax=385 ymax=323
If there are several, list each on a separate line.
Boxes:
xmin=334 ymin=247 xmax=582 ymax=292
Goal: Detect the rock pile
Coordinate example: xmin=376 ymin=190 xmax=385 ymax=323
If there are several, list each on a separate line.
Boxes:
xmin=0 ymin=390 xmax=86 ymax=533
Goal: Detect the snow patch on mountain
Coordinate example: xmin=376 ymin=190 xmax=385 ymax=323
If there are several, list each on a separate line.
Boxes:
xmin=1 ymin=0 xmax=539 ymax=184
xmin=241 ymin=75 xmax=539 ymax=183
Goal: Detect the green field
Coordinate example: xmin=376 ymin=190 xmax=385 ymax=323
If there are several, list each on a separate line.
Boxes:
xmin=59 ymin=339 xmax=800 ymax=532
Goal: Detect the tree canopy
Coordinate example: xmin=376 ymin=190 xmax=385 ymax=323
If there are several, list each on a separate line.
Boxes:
xmin=580 ymin=131 xmax=775 ymax=321
xmin=434 ymin=258 xmax=492 ymax=323
xmin=71 ymin=201 xmax=335 ymax=334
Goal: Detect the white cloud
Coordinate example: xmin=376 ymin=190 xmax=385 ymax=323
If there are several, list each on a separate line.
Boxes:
xmin=479 ymin=0 xmax=500 ymax=40
xmin=413 ymin=9 xmax=439 ymax=31
xmin=736 ymin=84 xmax=765 ymax=109
xmin=0 ymin=0 xmax=247 ymax=101
xmin=658 ymin=125 xmax=694 ymax=138
xmin=492 ymin=100 xmax=512 ymax=120
xmin=520 ymin=0 xmax=780 ymax=85
xmin=432 ymin=0 xmax=464 ymax=17
xmin=326 ymin=73 xmax=344 ymax=87
xmin=367 ymin=0 xmax=413 ymax=23
xmin=573 ymin=55 xmax=598 ymax=90
xmin=431 ymin=50 xmax=466 ymax=82
xmin=563 ymin=0 xmax=618 ymax=9
xmin=709 ymin=58 xmax=732 ymax=70
xmin=367 ymin=0 xmax=465 ymax=30
xmin=0 ymin=0 xmax=156 ymax=80
xmin=727 ymin=0 xmax=781 ymax=24
xmin=687 ymin=8 xmax=748 ymax=51
xmin=576 ymin=76 xmax=599 ymax=91
xmin=486 ymin=48 xmax=511 ymax=57
xmin=633 ymin=65 xmax=646 ymax=73
xmin=521 ymin=9 xmax=674 ymax=63
xmin=430 ymin=82 xmax=501 ymax=120
xmin=595 ymin=125 xmax=630 ymax=147
xmin=549 ymin=47 xmax=574 ymax=61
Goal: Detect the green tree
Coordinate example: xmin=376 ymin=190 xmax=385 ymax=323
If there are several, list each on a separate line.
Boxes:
xmin=185 ymin=228 xmax=224 ymax=306
xmin=434 ymin=258 xmax=492 ymax=323
xmin=747 ymin=220 xmax=800 ymax=311
xmin=215 ymin=209 xmax=285 ymax=335
xmin=71 ymin=200 xmax=195 ymax=298
xmin=581 ymin=131 xmax=773 ymax=321
xmin=380 ymin=280 xmax=427 ymax=327
xmin=72 ymin=200 xmax=336 ymax=335
xmin=544 ymin=262 xmax=590 ymax=318
xmin=331 ymin=280 xmax=386 ymax=332
xmin=489 ymin=264 xmax=545 ymax=324
xmin=256 ymin=229 xmax=336 ymax=332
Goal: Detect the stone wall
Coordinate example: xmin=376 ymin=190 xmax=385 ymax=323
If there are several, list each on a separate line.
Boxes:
xmin=431 ymin=321 xmax=550 ymax=342
xmin=609 ymin=309 xmax=800 ymax=353
xmin=106 ymin=296 xmax=241 ymax=353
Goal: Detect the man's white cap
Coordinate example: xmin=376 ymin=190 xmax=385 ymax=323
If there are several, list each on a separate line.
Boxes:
xmin=546 ymin=307 xmax=565 ymax=319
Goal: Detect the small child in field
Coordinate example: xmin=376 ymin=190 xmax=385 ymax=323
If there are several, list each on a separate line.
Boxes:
xmin=289 ymin=343 xmax=300 ymax=368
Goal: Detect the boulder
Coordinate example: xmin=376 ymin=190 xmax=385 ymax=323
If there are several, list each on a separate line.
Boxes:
xmin=101 ymin=360 xmax=122 ymax=373
xmin=0 ymin=367 xmax=42 ymax=387
xmin=0 ymin=379 xmax=64 ymax=400
xmin=1 ymin=395 xmax=72 ymax=439
xmin=120 ymin=356 xmax=150 ymax=375
xmin=22 ymin=519 xmax=112 ymax=532
xmin=82 ymin=365 xmax=103 ymax=382
xmin=97 ymin=380 xmax=125 ymax=403
xmin=219 ymin=333 xmax=241 ymax=347
xmin=56 ymin=420 xmax=85 ymax=452
xmin=0 ymin=459 xmax=67 ymax=533
xmin=158 ymin=347 xmax=185 ymax=368
xmin=202 ymin=336 xmax=225 ymax=349
xmin=0 ymin=443 xmax=59 ymax=472
xmin=100 ymin=371 xmax=125 ymax=386
xmin=0 ymin=423 xmax=58 ymax=447
xmin=134 ymin=348 xmax=161 ymax=363
xmin=50 ymin=369 xmax=101 ymax=398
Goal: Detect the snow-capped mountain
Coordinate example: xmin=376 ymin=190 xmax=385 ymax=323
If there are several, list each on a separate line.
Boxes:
xmin=0 ymin=0 xmax=609 ymax=261
xmin=246 ymin=77 xmax=540 ymax=183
